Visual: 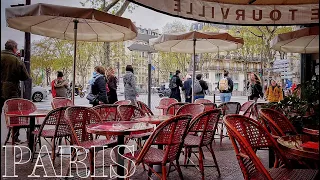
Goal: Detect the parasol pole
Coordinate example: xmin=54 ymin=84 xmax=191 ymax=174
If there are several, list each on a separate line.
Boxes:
xmin=192 ymin=39 xmax=196 ymax=102
xmin=72 ymin=19 xmax=79 ymax=104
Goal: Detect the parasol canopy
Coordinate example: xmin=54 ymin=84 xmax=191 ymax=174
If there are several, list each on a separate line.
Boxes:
xmin=150 ymin=31 xmax=244 ymax=102
xmin=270 ymin=26 xmax=319 ymax=54
xmin=6 ymin=3 xmax=138 ymax=104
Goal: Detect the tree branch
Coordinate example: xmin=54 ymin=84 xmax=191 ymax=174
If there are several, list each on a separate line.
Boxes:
xmin=104 ymin=0 xmax=120 ymax=12
xmin=115 ymin=0 xmax=130 ymax=16
xmin=249 ymin=30 xmax=263 ymax=38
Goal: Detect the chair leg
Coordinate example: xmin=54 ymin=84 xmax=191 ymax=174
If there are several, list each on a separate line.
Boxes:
xmin=199 ymin=147 xmax=205 ymax=180
xmin=209 ymin=144 xmax=221 ymax=177
xmin=184 ymin=147 xmax=188 ymax=165
xmin=4 ymin=128 xmax=11 ymax=146
xmin=176 ymin=160 xmax=184 ymax=180
xmin=31 ymin=135 xmax=39 ymax=162
xmin=161 ymin=165 xmax=167 ymax=180
xmin=220 ymin=123 xmax=224 ymax=144
xmin=89 ymin=149 xmax=94 ymax=180
xmin=51 ymin=137 xmax=56 ymax=163
xmin=126 ymin=160 xmax=132 ymax=180
xmin=148 ymin=165 xmax=153 ymax=180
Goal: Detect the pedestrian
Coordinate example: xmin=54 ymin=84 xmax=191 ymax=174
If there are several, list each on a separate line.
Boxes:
xmin=194 ymin=74 xmax=208 ymax=100
xmin=51 ymin=71 xmax=68 ymax=98
xmin=217 ymin=70 xmax=234 ymax=103
xmin=106 ymin=67 xmax=118 ymax=104
xmin=247 ymin=73 xmax=263 ymax=102
xmin=123 ymin=65 xmax=138 ymax=105
xmin=182 ymin=74 xmax=192 ymax=103
xmin=169 ymin=70 xmax=183 ymax=102
xmin=1 ymin=39 xmax=30 ymax=143
xmin=87 ymin=66 xmax=108 ymax=106
xmin=265 ymin=79 xmax=284 ymax=103
xmin=291 ymin=81 xmax=297 ymax=92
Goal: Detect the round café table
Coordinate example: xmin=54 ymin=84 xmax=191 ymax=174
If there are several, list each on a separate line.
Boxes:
xmin=5 ymin=109 xmax=50 ymax=152
xmin=134 ymin=115 xmax=173 ymax=125
xmin=86 ymin=121 xmax=154 ymax=179
xmin=277 ymin=134 xmax=319 ymax=168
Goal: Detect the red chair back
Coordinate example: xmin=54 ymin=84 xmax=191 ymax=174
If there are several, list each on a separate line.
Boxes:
xmin=64 ymin=107 xmax=102 ymax=145
xmin=224 ymin=114 xmax=290 ymax=180
xmin=166 ymin=102 xmax=188 ymax=115
xmin=37 ymin=107 xmax=70 ymax=137
xmin=158 ymin=98 xmax=178 ymax=108
xmin=136 ymin=115 xmax=192 ymax=164
xmin=259 ymin=108 xmax=298 ymax=137
xmin=4 ymin=98 xmax=37 ymax=126
xmin=176 ymin=103 xmax=205 ymax=118
xmin=137 ymin=101 xmax=154 ymax=116
xmin=217 ymin=102 xmax=241 ymax=116
xmin=251 ymin=103 xmax=267 ymax=120
xmin=114 ymin=100 xmax=131 ymax=105
xmin=240 ymin=101 xmax=255 ymax=117
xmin=51 ymin=97 xmax=73 ymax=109
xmin=92 ymin=104 xmax=119 ymax=121
xmin=117 ymin=105 xmax=145 ymax=121
xmin=194 ymin=98 xmax=212 ymax=104
xmin=201 ymin=103 xmax=217 ymax=111
xmin=188 ymin=109 xmax=221 ymax=146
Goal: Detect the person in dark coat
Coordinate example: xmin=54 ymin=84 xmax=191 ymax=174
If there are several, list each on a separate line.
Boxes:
xmin=194 ymin=74 xmax=209 ymax=100
xmin=106 ymin=67 xmax=118 ymax=104
xmin=169 ymin=70 xmax=183 ymax=102
xmin=88 ymin=66 xmax=108 ymax=106
xmin=123 ymin=65 xmax=138 ymax=105
xmin=182 ymin=74 xmax=192 ymax=103
xmin=1 ymin=39 xmax=30 ymax=142
xmin=247 ymin=73 xmax=263 ymax=102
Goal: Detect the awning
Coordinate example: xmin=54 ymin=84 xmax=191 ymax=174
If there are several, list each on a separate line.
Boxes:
xmin=128 ymin=0 xmax=319 ymax=25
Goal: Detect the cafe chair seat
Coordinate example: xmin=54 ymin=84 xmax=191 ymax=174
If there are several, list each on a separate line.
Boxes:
xmin=266 ymin=168 xmax=318 ymax=180
xmin=124 ymin=147 xmax=165 ymax=164
xmin=79 ymin=139 xmax=117 ymax=149
xmin=32 ymin=129 xmax=70 ymax=138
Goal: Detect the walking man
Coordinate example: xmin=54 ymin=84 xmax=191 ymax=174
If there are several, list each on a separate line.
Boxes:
xmin=169 ymin=70 xmax=183 ymax=102
xmin=218 ymin=70 xmax=233 ymax=103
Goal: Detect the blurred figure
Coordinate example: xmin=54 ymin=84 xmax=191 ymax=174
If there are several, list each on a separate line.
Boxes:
xmin=265 ymin=79 xmax=284 ymax=103
xmin=218 ymin=70 xmax=233 ymax=103
xmin=1 ymin=39 xmax=30 ymax=142
xmin=194 ymin=74 xmax=208 ymax=100
xmin=247 ymin=73 xmax=263 ymax=102
xmin=52 ymin=71 xmax=68 ymax=98
xmin=169 ymin=70 xmax=183 ymax=102
xmin=182 ymin=74 xmax=192 ymax=103
xmin=291 ymin=81 xmax=297 ymax=92
xmin=123 ymin=65 xmax=138 ymax=105
xmin=106 ymin=67 xmax=118 ymax=104
xmin=87 ymin=66 xmax=108 ymax=106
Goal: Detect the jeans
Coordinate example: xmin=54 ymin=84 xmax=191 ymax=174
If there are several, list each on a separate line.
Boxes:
xmin=220 ymin=93 xmax=232 ymax=103
xmin=194 ymin=95 xmax=205 ymax=100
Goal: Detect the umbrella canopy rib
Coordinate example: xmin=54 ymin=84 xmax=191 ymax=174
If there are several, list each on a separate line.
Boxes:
xmin=303 ymin=35 xmax=317 ymax=54
xmin=63 ymin=18 xmax=73 ymax=40
xmin=169 ymin=40 xmax=184 ymax=52
xmin=85 ymin=19 xmax=99 ymax=41
xmin=101 ymin=22 xmax=126 ymax=41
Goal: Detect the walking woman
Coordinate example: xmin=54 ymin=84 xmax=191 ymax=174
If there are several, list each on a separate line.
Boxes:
xmin=123 ymin=65 xmax=138 ymax=105
xmin=106 ymin=67 xmax=118 ymax=104
xmin=87 ymin=66 xmax=108 ymax=106
xmin=247 ymin=73 xmax=263 ymax=102
xmin=265 ymin=79 xmax=284 ymax=103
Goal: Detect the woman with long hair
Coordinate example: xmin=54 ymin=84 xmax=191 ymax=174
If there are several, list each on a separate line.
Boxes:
xmin=106 ymin=67 xmax=118 ymax=104
xmin=247 ymin=73 xmax=263 ymax=102
xmin=87 ymin=66 xmax=108 ymax=106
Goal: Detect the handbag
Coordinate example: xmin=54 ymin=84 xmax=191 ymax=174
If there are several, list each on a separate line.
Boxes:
xmin=86 ymin=93 xmax=98 ymax=104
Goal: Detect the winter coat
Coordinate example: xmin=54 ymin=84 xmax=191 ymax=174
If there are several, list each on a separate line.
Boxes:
xmin=53 ymin=78 xmax=68 ymax=97
xmin=1 ymin=50 xmax=30 ymax=99
xmin=91 ymin=76 xmax=108 ymax=105
xmin=123 ymin=71 xmax=137 ymax=102
xmin=265 ymin=85 xmax=284 ymax=103
xmin=248 ymin=81 xmax=263 ymax=100
xmin=169 ymin=75 xmax=183 ymax=102
xmin=182 ymin=78 xmax=192 ymax=98
xmin=107 ymin=75 xmax=118 ymax=104
xmin=195 ymin=79 xmax=209 ymax=96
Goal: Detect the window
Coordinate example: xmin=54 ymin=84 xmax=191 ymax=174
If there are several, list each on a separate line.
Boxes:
xmin=215 ymin=73 xmax=222 ymax=82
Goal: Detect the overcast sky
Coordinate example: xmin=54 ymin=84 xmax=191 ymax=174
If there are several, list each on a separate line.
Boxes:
xmin=1 ymin=0 xmax=195 ymax=49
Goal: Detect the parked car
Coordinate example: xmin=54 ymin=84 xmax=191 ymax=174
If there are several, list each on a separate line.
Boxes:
xmin=32 ymin=86 xmax=48 ymax=102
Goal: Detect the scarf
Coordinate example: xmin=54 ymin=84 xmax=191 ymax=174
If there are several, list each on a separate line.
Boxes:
xmin=89 ymin=71 xmax=103 ymax=85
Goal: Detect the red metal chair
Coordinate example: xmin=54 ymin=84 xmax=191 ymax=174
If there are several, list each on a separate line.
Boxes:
xmin=117 ymin=105 xmax=151 ymax=149
xmin=176 ymin=103 xmax=205 ymax=118
xmin=3 ymin=98 xmax=37 ymax=146
xmin=194 ymin=98 xmax=212 ymax=104
xmin=251 ymin=102 xmax=267 ymax=122
xmin=137 ymin=101 xmax=154 ymax=116
xmin=224 ymin=114 xmax=318 ymax=180
xmin=64 ymin=106 xmax=117 ymax=178
xmin=124 ymin=115 xmax=192 ymax=180
xmin=259 ymin=108 xmax=298 ymax=138
xmin=216 ymin=102 xmax=241 ymax=144
xmin=183 ymin=109 xmax=222 ymax=179
xmin=200 ymin=103 xmax=217 ymax=111
xmin=92 ymin=104 xmax=119 ymax=121
xmin=165 ymin=102 xmax=188 ymax=115
xmin=32 ymin=107 xmax=71 ymax=162
xmin=240 ymin=101 xmax=255 ymax=117
xmin=51 ymin=97 xmax=73 ymax=109
xmin=114 ymin=100 xmax=131 ymax=105
xmin=156 ymin=98 xmax=178 ymax=115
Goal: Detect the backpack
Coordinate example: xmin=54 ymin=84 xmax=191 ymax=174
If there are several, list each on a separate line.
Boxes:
xmin=219 ymin=78 xmax=229 ymax=91
xmin=194 ymin=80 xmax=203 ymax=94
xmin=169 ymin=76 xmax=177 ymax=89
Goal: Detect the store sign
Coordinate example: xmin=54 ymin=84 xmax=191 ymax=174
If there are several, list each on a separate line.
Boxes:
xmin=130 ymin=0 xmax=319 ymax=25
